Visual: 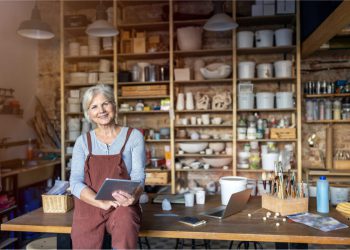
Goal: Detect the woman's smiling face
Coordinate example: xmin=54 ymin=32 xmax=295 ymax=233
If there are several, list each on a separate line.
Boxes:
xmin=88 ymin=93 xmax=116 ymax=126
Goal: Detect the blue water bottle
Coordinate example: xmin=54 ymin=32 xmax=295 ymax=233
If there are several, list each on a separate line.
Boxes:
xmin=316 ymin=176 xmax=329 ymax=213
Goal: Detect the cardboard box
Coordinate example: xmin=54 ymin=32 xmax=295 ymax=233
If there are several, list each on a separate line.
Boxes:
xmin=270 ymin=128 xmax=296 ymax=139
xmin=145 ymin=172 xmax=169 ymax=185
xmin=262 ymin=194 xmax=308 ymax=216
xmin=333 ymin=160 xmax=350 ymax=170
xmin=174 ymin=68 xmax=191 ymax=81
xmin=133 ymin=37 xmax=146 ymax=53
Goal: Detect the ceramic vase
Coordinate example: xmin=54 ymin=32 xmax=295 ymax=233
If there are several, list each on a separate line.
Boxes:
xmin=176 ymin=93 xmax=185 ymax=111
xmin=185 ymin=92 xmax=194 ymax=110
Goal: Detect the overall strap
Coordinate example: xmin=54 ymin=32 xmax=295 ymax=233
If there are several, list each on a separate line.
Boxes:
xmin=86 ymin=132 xmax=93 ymax=155
xmin=120 ymin=128 xmax=133 ymax=154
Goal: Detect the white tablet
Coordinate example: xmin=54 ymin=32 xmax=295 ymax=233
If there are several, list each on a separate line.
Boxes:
xmin=95 ymin=178 xmax=141 ymax=201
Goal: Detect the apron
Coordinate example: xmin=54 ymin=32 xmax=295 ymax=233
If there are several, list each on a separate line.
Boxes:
xmin=71 ymin=128 xmax=142 ymax=249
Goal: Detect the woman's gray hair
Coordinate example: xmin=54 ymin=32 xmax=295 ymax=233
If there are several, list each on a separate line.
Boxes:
xmin=82 ymin=84 xmax=116 ymax=123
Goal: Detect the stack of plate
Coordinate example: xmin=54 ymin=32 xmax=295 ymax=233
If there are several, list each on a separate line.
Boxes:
xmin=88 ymin=36 xmax=100 ymax=55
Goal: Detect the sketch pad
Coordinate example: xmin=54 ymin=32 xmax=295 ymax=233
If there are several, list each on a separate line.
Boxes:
xmin=95 ymin=178 xmax=140 ymax=201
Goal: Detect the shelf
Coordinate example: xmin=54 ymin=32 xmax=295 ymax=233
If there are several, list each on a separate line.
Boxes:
xmin=237 ymin=169 xmax=297 ymax=173
xmin=145 ymin=139 xmax=170 ymax=143
xmin=175 ymin=109 xmax=233 ymax=114
xmin=176 ymin=168 xmax=232 ymax=172
xmin=118 ymin=0 xmax=168 ymax=7
xmin=175 ymin=154 xmax=232 ymax=157
xmin=176 ymin=139 xmax=232 ymax=142
xmin=237 ymin=139 xmax=297 ymax=142
xmin=65 ymin=112 xmax=83 ymax=116
xmin=118 ymin=81 xmax=170 ymax=86
xmin=117 ymin=51 xmax=169 ymax=60
xmin=237 ymin=108 xmax=296 ymax=112
xmin=175 ymin=125 xmax=232 ymax=128
xmin=304 ymin=93 xmax=350 ymax=98
xmin=303 ymin=168 xmax=350 ymax=175
xmin=305 ymin=120 xmax=350 ymax=124
xmin=65 ymin=83 xmax=113 ymax=88
xmin=119 ymin=110 xmax=169 ymax=115
xmin=237 ymin=14 xmax=295 ymax=27
xmin=173 ymin=19 xmax=206 ymax=28
xmin=237 ymin=77 xmax=296 ymax=83
xmin=65 ymin=54 xmax=113 ymax=61
xmin=174 ymin=48 xmax=232 ymax=57
xmin=118 ymin=95 xmax=169 ymax=100
xmin=237 ymin=46 xmax=296 ymax=55
xmin=118 ymin=21 xmax=169 ymax=31
xmin=174 ymin=79 xmax=233 ymax=85
xmin=64 ymin=1 xmax=113 ymax=10
xmin=145 ymin=168 xmax=170 ymax=172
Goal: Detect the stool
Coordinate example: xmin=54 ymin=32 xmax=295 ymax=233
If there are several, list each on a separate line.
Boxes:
xmin=175 ymin=239 xmax=211 ymax=249
xmin=26 ymin=237 xmax=57 ymax=250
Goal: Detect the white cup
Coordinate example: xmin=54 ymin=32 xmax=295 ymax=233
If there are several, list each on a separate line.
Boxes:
xmin=206 ymin=148 xmax=213 ymax=155
xmin=201 ymin=114 xmax=210 ymax=125
xmin=181 ymin=118 xmax=188 ymax=125
xmin=190 ymin=116 xmax=197 ymax=125
xmin=203 ymin=163 xmax=210 ymax=170
xmin=197 ymin=118 xmax=202 ymax=125
xmin=184 ymin=192 xmax=194 ymax=207
xmin=175 ymin=162 xmax=182 ymax=170
xmin=196 ymin=190 xmax=206 ymax=205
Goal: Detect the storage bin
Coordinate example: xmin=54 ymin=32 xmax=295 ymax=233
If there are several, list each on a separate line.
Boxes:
xmin=276 ymin=92 xmax=294 ymax=108
xmin=257 ymin=63 xmax=273 ymax=78
xmin=275 ymin=28 xmax=293 ymax=46
xmin=238 ymin=61 xmax=255 ymax=79
xmin=238 ymin=93 xmax=254 ymax=109
xmin=256 ymin=92 xmax=274 ymax=109
xmin=237 ymin=31 xmax=254 ymax=48
xmin=255 ymin=30 xmax=274 ymax=47
xmin=274 ymin=60 xmax=292 ymax=77
xmin=42 ymin=194 xmax=74 ymax=213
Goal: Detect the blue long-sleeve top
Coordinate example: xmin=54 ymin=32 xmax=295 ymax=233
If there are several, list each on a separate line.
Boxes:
xmin=69 ymin=127 xmax=146 ymax=198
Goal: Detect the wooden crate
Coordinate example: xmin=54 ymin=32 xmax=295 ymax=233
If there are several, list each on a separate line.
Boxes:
xmin=121 ymin=85 xmax=168 ymax=97
xmin=42 ymin=194 xmax=74 ymax=213
xmin=270 ymin=128 xmax=296 ymax=139
xmin=145 ymin=172 xmax=169 ymax=185
xmin=261 ymin=194 xmax=308 ymax=216
xmin=333 ymin=160 xmax=350 ymax=170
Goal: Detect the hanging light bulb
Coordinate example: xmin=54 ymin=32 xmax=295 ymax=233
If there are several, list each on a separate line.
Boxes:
xmin=86 ymin=2 xmax=118 ymax=37
xmin=17 ymin=2 xmax=54 ymax=39
xmin=204 ymin=1 xmax=238 ymax=32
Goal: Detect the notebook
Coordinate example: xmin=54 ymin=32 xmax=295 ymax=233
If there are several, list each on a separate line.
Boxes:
xmin=201 ymin=189 xmax=252 ymax=219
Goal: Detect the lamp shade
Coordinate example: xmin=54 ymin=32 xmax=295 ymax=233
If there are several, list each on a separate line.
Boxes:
xmin=204 ymin=13 xmax=238 ymax=32
xmin=86 ymin=20 xmax=119 ymax=37
xmin=17 ymin=4 xmax=54 ymax=39
xmin=86 ymin=3 xmax=118 ymax=37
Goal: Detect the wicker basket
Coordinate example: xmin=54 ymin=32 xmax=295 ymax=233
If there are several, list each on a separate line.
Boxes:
xmin=42 ymin=194 xmax=74 ymax=213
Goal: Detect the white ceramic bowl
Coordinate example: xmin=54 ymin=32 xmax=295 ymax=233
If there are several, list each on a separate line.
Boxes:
xmin=200 ymin=63 xmax=232 ymax=79
xmin=200 ymin=134 xmax=211 ymax=139
xmin=209 ymin=142 xmax=225 ymax=152
xmin=179 ymin=158 xmax=197 ymax=166
xmin=202 ymin=157 xmax=232 ymax=168
xmin=179 ymin=142 xmax=208 ymax=153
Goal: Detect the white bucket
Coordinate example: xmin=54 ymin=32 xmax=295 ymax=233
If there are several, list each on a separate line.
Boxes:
xmin=276 ymin=92 xmax=294 ymax=108
xmin=177 ymin=26 xmax=202 ymax=51
xmin=257 ymin=63 xmax=273 ymax=78
xmin=219 ymin=176 xmax=248 ymax=205
xmin=238 ymin=61 xmax=255 ymax=79
xmin=274 ymin=60 xmax=292 ymax=78
xmin=256 ymin=92 xmax=274 ymax=109
xmin=68 ymin=117 xmax=81 ymax=131
xmin=330 ymin=186 xmax=349 ymax=205
xmin=68 ymin=103 xmax=81 ymax=113
xmin=255 ymin=30 xmax=274 ymax=48
xmin=69 ymin=130 xmax=80 ymax=141
xmin=275 ymin=28 xmax=293 ymax=46
xmin=238 ymin=92 xmax=254 ymax=109
xmin=261 ymin=153 xmax=279 ymax=171
xmin=237 ymin=31 xmax=254 ymax=48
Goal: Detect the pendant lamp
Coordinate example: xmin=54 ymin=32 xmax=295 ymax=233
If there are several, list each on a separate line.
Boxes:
xmin=86 ymin=2 xmax=118 ymax=37
xmin=204 ymin=1 xmax=238 ymax=31
xmin=17 ymin=2 xmax=54 ymax=39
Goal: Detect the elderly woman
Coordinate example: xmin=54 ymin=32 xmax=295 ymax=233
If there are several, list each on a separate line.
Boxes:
xmin=69 ymin=84 xmax=145 ymax=249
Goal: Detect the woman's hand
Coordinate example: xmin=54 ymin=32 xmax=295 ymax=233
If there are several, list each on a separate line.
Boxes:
xmin=112 ymin=190 xmax=135 ymax=207
xmin=99 ymin=200 xmax=120 ymax=210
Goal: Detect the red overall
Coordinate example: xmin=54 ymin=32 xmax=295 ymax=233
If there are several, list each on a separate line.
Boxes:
xmin=71 ymin=128 xmax=142 ymax=249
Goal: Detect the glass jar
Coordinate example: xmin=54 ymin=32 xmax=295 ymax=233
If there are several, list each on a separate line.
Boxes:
xmin=249 ymin=151 xmax=261 ymax=169
xmin=333 ymin=100 xmax=341 ymax=120
xmin=325 ymin=100 xmax=332 ymax=120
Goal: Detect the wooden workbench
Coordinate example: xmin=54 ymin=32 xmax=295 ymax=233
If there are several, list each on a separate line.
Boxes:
xmin=1 ymin=196 xmax=350 ymax=245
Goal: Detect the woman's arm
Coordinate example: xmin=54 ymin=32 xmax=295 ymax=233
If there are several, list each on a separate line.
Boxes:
xmin=113 ymin=129 xmax=146 ymax=206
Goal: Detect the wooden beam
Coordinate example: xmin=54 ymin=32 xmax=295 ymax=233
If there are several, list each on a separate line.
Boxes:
xmin=302 ymin=1 xmax=350 ymax=58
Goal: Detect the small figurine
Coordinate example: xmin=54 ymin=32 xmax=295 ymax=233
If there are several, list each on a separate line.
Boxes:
xmin=212 ymin=92 xmax=232 ymax=110
xmin=195 ymin=92 xmax=210 ymax=110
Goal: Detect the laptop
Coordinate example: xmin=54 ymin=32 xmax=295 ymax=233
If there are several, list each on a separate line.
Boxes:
xmin=201 ymin=189 xmax=252 ymax=219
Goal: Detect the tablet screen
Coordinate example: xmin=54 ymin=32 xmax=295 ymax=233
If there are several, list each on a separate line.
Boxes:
xmin=95 ymin=178 xmax=141 ymax=201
